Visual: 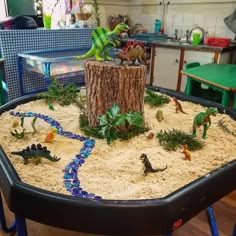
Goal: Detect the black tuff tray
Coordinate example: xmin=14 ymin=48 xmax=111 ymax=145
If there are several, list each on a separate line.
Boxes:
xmin=0 ymin=87 xmax=235 ymax=236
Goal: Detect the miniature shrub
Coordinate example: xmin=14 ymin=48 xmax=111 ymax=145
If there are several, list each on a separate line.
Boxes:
xmin=156 ymin=129 xmax=205 ymax=151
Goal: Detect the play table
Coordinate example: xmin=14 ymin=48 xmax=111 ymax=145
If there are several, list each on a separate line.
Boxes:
xmin=181 ymin=63 xmax=236 ymax=108
xmin=0 ymin=88 xmax=235 ymax=236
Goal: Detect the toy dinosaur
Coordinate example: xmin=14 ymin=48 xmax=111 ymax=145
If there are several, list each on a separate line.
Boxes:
xmin=74 ymin=23 xmax=129 ymax=61
xmin=44 ymin=127 xmax=57 ymax=143
xmin=173 ymin=97 xmax=187 ymax=114
xmin=11 ymin=143 xmax=61 ymax=165
xmin=181 ymin=144 xmax=191 ymax=161
xmin=115 ymin=40 xmax=147 ymax=65
xmin=12 ymin=120 xmax=19 ymax=128
xmin=192 ymin=107 xmax=218 ymax=139
xmin=140 ymin=153 xmax=167 ymax=176
xmin=147 ymin=132 xmax=154 ymax=139
xmin=156 ymin=110 xmax=164 ymax=122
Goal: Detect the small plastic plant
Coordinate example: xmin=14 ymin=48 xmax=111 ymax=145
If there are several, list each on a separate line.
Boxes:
xmin=38 ymin=78 xmax=78 ymax=107
xmin=217 ymin=118 xmax=236 ymax=137
xmin=80 ymin=102 xmax=148 ymax=144
xmin=156 ymin=129 xmax=205 ymax=151
xmin=11 ymin=114 xmax=37 ymax=139
xmin=144 ymin=89 xmax=170 ymax=107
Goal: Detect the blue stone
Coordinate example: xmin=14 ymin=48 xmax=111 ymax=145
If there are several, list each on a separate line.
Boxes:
xmin=81 ymin=150 xmax=90 ymax=157
xmin=80 ymin=137 xmax=86 ymax=141
xmin=63 ymin=173 xmax=71 ymax=179
xmin=94 ymin=196 xmax=102 ymax=200
xmin=72 ymin=180 xmax=80 ymax=187
xmin=85 ymin=147 xmax=93 ymax=152
xmin=70 ymin=173 xmax=77 ymax=179
xmin=72 ymin=188 xmax=82 ymax=196
xmin=57 ymin=127 xmax=63 ymax=133
xmin=82 ymin=191 xmax=88 ymax=198
xmin=71 ymin=165 xmax=79 ymax=170
xmin=88 ymin=193 xmax=95 ymax=199
xmin=64 ymin=182 xmax=72 ymax=188
xmin=84 ymin=139 xmax=95 ymax=147
xmin=64 ymin=165 xmax=72 ymax=170
xmin=66 ymin=186 xmax=73 ymax=192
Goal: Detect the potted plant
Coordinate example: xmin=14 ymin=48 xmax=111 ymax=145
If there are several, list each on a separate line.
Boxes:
xmin=73 ymin=0 xmax=92 ymax=21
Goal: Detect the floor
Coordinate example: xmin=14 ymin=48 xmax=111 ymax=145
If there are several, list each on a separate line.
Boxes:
xmin=0 ymin=190 xmax=235 ymax=236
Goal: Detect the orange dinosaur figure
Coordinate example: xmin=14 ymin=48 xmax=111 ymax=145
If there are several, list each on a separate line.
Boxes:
xmin=44 ymin=127 xmax=57 ymax=143
xmin=181 ymin=144 xmax=191 ymax=161
xmin=173 ymin=97 xmax=187 ymax=114
xmin=12 ymin=120 xmax=19 ymax=128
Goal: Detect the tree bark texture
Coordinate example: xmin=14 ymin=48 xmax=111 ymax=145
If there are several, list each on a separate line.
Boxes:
xmin=85 ymin=61 xmax=147 ymax=127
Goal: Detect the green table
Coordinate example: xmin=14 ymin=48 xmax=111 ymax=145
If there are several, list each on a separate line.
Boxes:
xmin=181 ymin=63 xmax=236 ymax=108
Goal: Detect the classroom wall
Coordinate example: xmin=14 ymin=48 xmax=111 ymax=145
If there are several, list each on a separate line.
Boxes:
xmin=127 ymin=1 xmax=236 ymax=39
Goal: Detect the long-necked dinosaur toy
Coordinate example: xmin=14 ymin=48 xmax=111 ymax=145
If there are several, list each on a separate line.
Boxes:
xmin=74 ymin=23 xmax=129 ymax=61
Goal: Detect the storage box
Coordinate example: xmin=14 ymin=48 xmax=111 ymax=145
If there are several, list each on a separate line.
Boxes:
xmin=133 ymin=33 xmax=167 ymax=42
xmin=19 ymin=48 xmax=89 ymax=79
xmin=207 ymin=38 xmax=231 ymax=47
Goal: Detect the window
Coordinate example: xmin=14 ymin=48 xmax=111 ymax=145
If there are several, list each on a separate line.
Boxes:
xmin=0 ymin=0 xmax=8 ymax=20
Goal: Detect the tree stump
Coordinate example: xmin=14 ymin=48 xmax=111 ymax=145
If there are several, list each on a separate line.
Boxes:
xmin=85 ymin=61 xmax=147 ymax=127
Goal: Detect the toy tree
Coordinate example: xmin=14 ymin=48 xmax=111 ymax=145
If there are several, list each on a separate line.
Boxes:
xmin=85 ymin=61 xmax=146 ymax=127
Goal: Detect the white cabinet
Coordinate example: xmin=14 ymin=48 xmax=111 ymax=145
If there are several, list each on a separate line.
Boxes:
xmin=153 ymin=47 xmax=180 ymax=90
xmin=184 ymin=51 xmax=214 ymax=65
xmin=180 ymin=51 xmax=215 ymax=91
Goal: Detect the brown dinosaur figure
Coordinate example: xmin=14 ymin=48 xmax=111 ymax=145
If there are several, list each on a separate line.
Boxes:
xmin=181 ymin=144 xmax=191 ymax=161
xmin=173 ymin=97 xmax=187 ymax=114
xmin=147 ymin=132 xmax=155 ymax=139
xmin=115 ymin=41 xmax=147 ymax=65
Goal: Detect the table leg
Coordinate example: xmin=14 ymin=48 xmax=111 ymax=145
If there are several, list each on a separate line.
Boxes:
xmin=232 ymin=224 xmax=236 ymax=236
xmin=221 ymin=91 xmax=230 ymax=107
xmin=207 ymin=206 xmax=219 ymax=236
xmin=17 ymin=57 xmax=25 ymax=96
xmin=15 ymin=214 xmax=28 ymax=236
xmin=233 ymin=93 xmax=236 ymax=109
xmin=44 ymin=62 xmax=51 ymax=85
xmin=0 ymin=191 xmax=16 ymax=233
xmin=184 ymin=77 xmax=192 ymax=95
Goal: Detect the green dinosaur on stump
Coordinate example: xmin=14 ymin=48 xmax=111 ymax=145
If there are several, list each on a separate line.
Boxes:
xmin=192 ymin=107 xmax=218 ymax=139
xmin=74 ymin=23 xmax=129 ymax=61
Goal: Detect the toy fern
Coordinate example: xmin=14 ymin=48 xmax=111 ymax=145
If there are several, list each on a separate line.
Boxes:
xmin=156 ymin=129 xmax=205 ymax=151
xmin=80 ymin=102 xmax=148 ymax=144
xmin=38 ymin=78 xmax=78 ymax=106
xmin=144 ymin=89 xmax=170 ymax=107
xmin=217 ymin=118 xmax=236 ymax=137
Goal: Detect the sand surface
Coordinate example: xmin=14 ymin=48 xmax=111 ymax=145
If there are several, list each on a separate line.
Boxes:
xmin=0 ymin=94 xmax=235 ymax=200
